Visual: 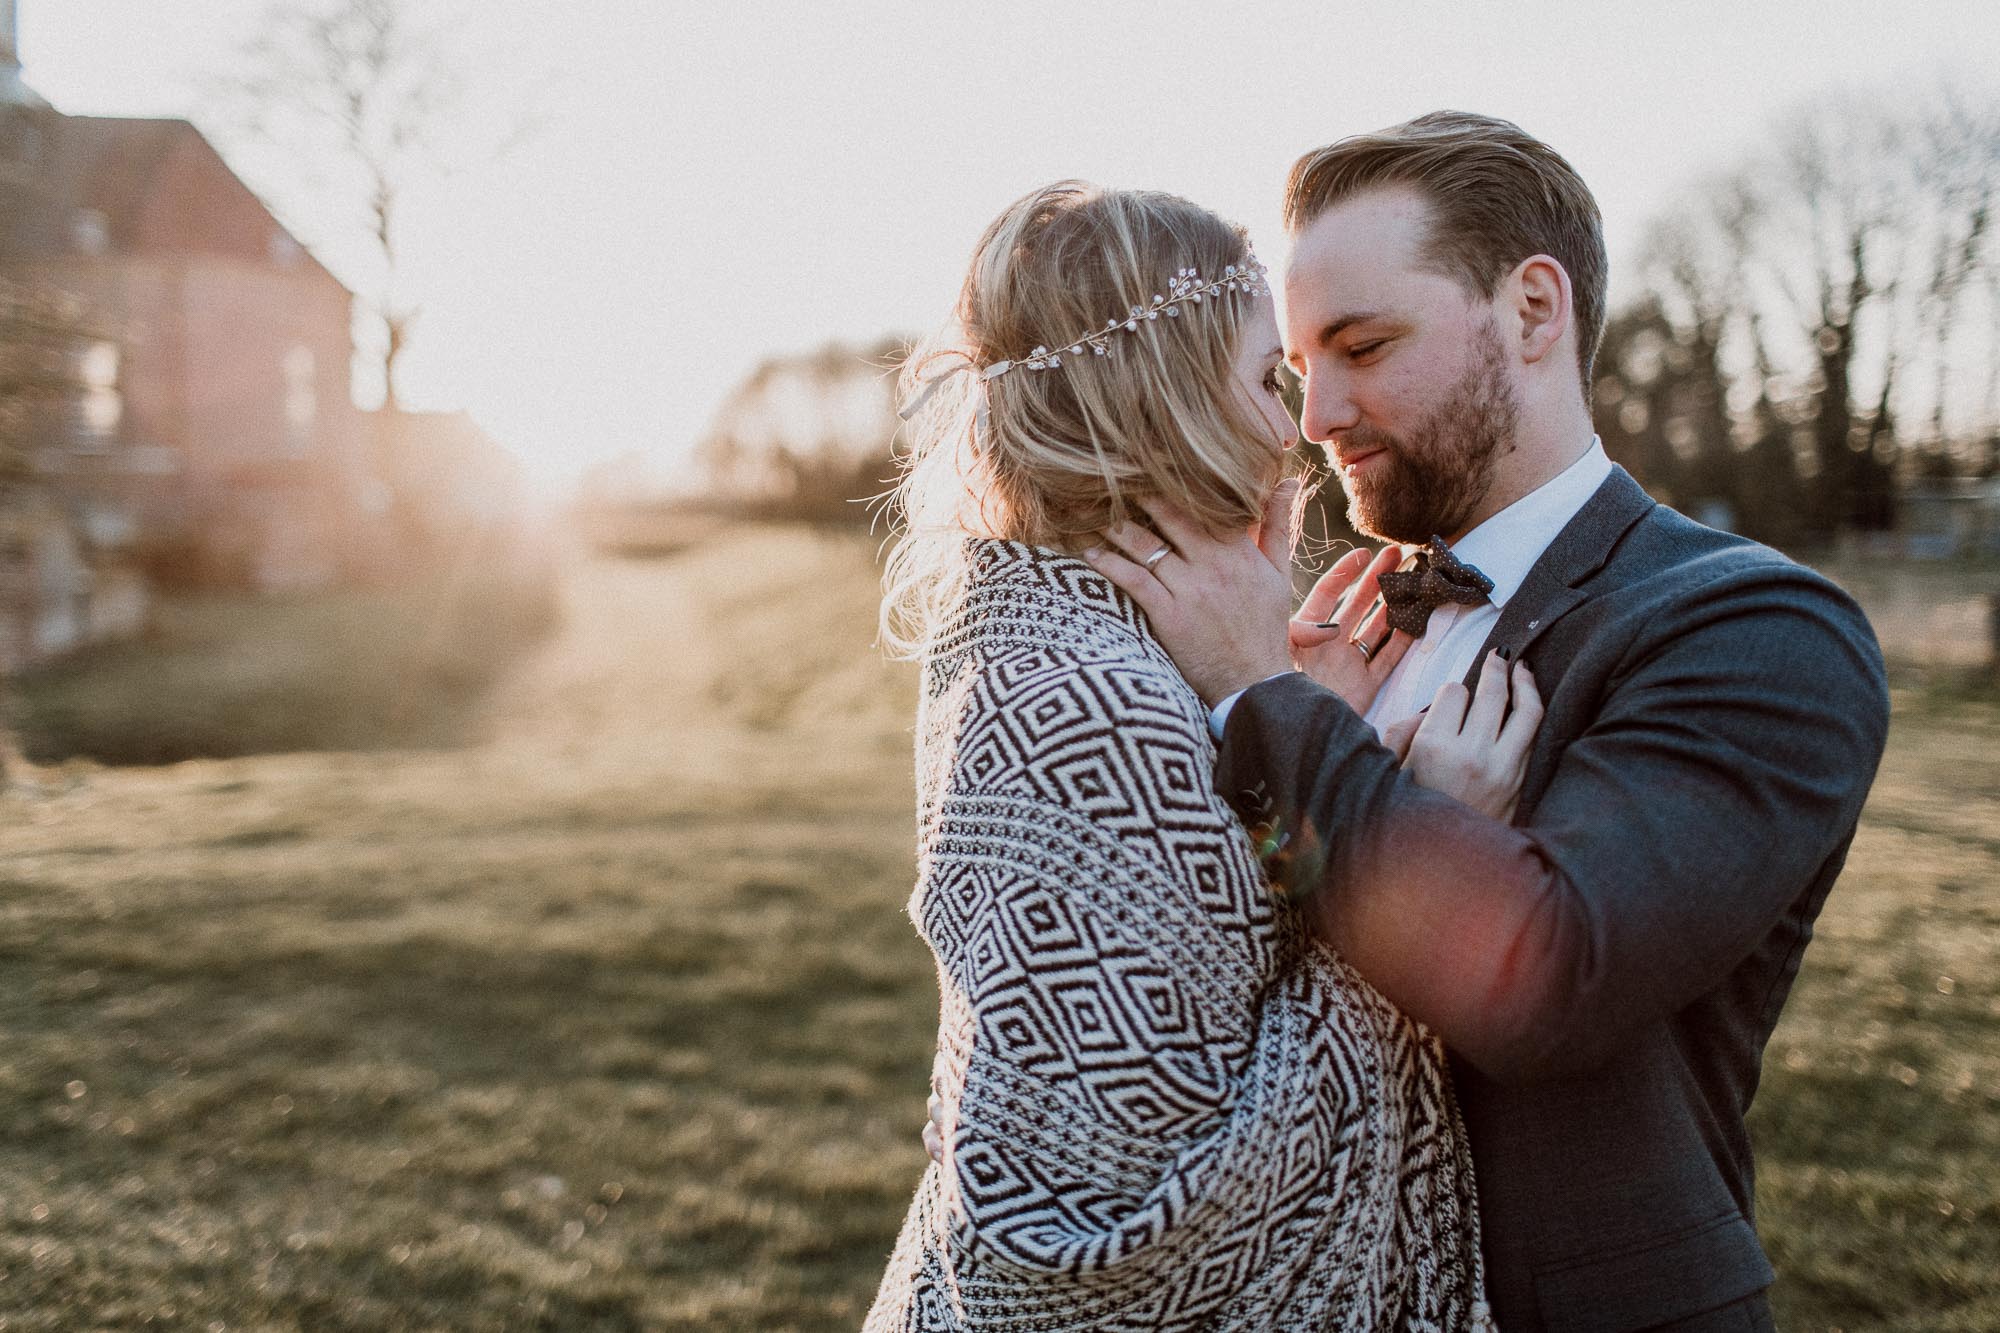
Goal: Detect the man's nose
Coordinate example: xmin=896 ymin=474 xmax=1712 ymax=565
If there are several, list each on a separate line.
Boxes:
xmin=1302 ymin=370 xmax=1360 ymax=443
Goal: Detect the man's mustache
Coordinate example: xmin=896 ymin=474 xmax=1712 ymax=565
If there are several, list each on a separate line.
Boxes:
xmin=1330 ymin=426 xmax=1401 ymax=468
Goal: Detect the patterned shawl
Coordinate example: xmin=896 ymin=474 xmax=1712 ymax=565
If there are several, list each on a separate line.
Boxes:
xmin=865 ymin=541 xmax=1493 ymax=1331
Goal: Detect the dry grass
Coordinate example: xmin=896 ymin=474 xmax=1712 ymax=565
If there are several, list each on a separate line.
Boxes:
xmin=1753 ymin=691 xmax=2000 ymax=1331
xmin=0 ymin=527 xmax=1992 ymax=1330
xmin=9 ymin=562 xmax=559 ymax=766
xmin=1818 ymin=555 xmax=1999 ymax=672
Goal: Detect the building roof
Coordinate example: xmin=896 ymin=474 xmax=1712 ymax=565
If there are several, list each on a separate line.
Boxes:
xmin=0 ymin=107 xmax=345 ymax=291
xmin=44 ymin=115 xmax=184 ymax=243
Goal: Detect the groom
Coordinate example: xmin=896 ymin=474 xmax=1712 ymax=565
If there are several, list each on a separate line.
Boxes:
xmin=1085 ymin=113 xmax=1889 ymax=1331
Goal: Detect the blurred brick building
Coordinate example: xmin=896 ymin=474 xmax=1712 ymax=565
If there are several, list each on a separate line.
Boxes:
xmin=0 ymin=3 xmax=381 ymax=666
xmin=0 ymin=110 xmax=378 ymax=585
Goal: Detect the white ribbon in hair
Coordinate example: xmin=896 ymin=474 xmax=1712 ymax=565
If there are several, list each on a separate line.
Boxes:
xmin=896 ymin=357 xmax=1013 ymax=423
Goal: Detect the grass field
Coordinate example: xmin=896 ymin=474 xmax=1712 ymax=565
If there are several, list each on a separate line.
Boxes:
xmin=0 ymin=527 xmax=1994 ymax=1330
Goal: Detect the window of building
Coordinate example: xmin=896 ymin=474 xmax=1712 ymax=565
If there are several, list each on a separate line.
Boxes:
xmin=283 ymin=344 xmax=316 ymax=454
xmin=70 ymin=208 xmax=109 ymax=254
xmin=78 ymin=340 xmax=121 ymax=445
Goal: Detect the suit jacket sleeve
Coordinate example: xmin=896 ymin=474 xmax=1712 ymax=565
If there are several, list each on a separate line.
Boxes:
xmin=1214 ymin=558 xmax=1890 ymax=1085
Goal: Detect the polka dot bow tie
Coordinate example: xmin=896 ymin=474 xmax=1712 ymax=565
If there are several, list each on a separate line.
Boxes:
xmin=1377 ymin=536 xmax=1496 ymax=637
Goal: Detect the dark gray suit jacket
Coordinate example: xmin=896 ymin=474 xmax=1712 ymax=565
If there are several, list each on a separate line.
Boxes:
xmin=1216 ymin=467 xmax=1889 ymax=1332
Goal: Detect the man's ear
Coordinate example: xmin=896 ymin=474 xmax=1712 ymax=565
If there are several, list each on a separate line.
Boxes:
xmin=1510 ymin=254 xmax=1571 ymax=367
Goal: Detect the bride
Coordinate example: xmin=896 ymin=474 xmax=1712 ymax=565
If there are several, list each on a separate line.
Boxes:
xmin=866 ymin=181 xmax=1525 ymax=1329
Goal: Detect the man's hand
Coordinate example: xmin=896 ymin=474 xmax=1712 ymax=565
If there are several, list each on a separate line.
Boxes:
xmin=1288 ymin=544 xmax=1415 ymax=715
xmin=1084 ymin=480 xmax=1299 ymax=705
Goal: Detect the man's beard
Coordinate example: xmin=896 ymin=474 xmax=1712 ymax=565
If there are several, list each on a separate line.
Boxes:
xmin=1338 ymin=325 xmax=1518 ymax=544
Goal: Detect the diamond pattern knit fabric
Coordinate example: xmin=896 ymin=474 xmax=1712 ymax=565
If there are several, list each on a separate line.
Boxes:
xmin=865 ymin=539 xmax=1492 ymax=1332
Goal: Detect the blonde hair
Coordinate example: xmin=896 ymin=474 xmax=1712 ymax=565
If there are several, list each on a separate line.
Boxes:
xmin=881 ymin=181 xmax=1290 ymax=657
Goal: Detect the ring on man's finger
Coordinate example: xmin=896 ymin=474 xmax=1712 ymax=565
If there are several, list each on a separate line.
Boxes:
xmin=1143 ymin=545 xmax=1172 ymax=572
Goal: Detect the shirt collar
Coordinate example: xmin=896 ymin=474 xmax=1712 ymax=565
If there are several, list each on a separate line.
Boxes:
xmin=1450 ymin=437 xmax=1614 ymax=609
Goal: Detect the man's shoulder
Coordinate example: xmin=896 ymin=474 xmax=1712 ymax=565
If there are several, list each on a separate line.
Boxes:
xmin=1619 ymin=499 xmax=1783 ymax=574
xmin=1611 ymin=502 xmax=1855 ymax=613
xmin=1587 ymin=504 xmax=1884 ymax=688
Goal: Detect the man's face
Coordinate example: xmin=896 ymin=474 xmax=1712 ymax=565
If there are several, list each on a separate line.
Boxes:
xmin=1283 ymin=186 xmax=1519 ymax=544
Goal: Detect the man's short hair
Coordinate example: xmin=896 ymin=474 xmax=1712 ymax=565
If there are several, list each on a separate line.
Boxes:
xmin=1285 ymin=111 xmax=1608 ymax=391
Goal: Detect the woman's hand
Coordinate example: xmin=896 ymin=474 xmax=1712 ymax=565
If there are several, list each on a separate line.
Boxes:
xmin=1088 ymin=482 xmax=1301 ymax=705
xmin=1393 ymin=649 xmax=1545 ymax=821
xmin=1287 ymin=545 xmax=1415 ymax=716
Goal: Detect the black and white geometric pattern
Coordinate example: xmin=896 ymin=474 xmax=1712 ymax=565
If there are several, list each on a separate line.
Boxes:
xmin=865 ymin=541 xmax=1494 ymax=1331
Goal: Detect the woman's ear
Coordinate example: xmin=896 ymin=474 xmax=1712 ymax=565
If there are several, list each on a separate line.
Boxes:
xmin=1512 ymin=254 xmax=1572 ymax=367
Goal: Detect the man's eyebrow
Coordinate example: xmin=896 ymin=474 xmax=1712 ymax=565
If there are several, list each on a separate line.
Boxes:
xmin=1313 ymin=312 xmax=1385 ymax=347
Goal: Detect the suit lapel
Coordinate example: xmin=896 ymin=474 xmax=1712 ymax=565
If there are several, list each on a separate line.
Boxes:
xmin=1461 ymin=466 xmax=1657 ymax=687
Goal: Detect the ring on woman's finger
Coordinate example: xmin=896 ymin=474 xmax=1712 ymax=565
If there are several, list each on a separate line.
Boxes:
xmin=1143 ymin=544 xmax=1172 ymax=572
xmin=1350 ymin=637 xmax=1375 ymax=663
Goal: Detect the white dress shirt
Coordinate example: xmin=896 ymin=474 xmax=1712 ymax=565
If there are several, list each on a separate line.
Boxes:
xmin=1210 ymin=438 xmax=1614 ymax=741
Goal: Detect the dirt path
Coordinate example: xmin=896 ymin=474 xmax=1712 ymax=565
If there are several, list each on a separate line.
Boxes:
xmin=474 ymin=527 xmax=912 ymax=787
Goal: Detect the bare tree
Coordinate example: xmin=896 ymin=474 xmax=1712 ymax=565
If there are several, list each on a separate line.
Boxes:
xmin=1911 ymin=89 xmax=1999 ymax=471
xmin=209 ymin=0 xmax=532 ymax=411
xmin=1623 ymin=171 xmax=1818 ymax=543
xmin=1619 ymin=84 xmax=2000 ymax=541
xmin=694 ymin=338 xmax=909 ymax=522
xmin=1757 ymin=102 xmax=1913 ymax=529
xmin=1636 ymin=192 xmax=1746 ymax=491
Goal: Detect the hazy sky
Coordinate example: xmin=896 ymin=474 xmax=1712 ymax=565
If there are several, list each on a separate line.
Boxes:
xmin=20 ymin=1 xmax=2000 ymax=489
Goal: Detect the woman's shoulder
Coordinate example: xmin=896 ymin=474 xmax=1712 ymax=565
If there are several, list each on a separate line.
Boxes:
xmin=950 ymin=539 xmax=1146 ymax=641
xmin=932 ymin=539 xmax=1201 ymax=718
xmin=941 ymin=622 xmax=1206 ymax=743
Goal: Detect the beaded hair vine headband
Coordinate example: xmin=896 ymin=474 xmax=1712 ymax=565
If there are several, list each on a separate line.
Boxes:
xmin=897 ymin=256 xmax=1271 ymax=422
